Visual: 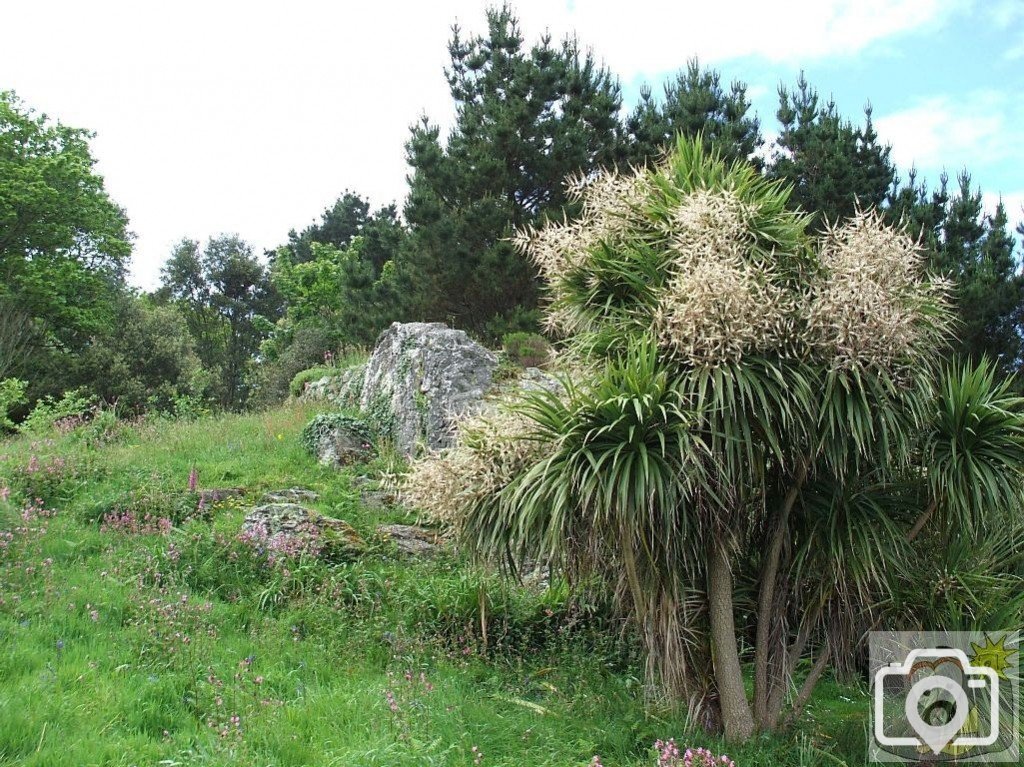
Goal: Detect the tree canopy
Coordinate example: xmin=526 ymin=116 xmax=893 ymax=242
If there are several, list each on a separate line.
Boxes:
xmin=769 ymin=74 xmax=895 ymax=230
xmin=625 ymin=59 xmax=761 ymax=166
xmin=402 ymin=3 xmax=624 ymax=335
xmin=157 ymin=235 xmax=280 ymax=410
xmin=0 ymin=90 xmax=132 ymax=395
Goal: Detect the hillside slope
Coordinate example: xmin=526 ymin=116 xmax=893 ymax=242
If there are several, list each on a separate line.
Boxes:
xmin=0 ymin=405 xmax=865 ymax=766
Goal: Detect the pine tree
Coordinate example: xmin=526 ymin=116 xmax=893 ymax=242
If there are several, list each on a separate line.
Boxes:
xmin=624 ymin=59 xmax=762 ymax=166
xmin=938 ymin=177 xmax=1023 ymax=369
xmin=280 ymin=191 xmax=405 ymax=276
xmin=889 ymin=172 xmax=1024 ymax=371
xmin=771 ymin=74 xmax=894 ymax=229
xmin=403 ymin=4 xmax=623 ymax=335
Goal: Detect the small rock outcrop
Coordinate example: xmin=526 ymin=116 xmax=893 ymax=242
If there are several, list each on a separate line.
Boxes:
xmin=301 ymin=363 xmax=365 ymax=408
xmin=301 ymin=414 xmax=376 ymax=467
xmin=241 ymin=502 xmax=364 ymax=560
xmin=359 ymin=487 xmax=397 ymax=511
xmin=517 ymin=366 xmax=563 ymax=394
xmin=260 ymin=488 xmax=320 ymax=504
xmin=360 ymin=322 xmax=499 ymax=456
xmin=377 ymin=524 xmax=444 ymax=557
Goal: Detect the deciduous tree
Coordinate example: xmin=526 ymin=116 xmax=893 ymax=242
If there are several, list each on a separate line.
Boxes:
xmin=157 ymin=235 xmax=280 ymax=409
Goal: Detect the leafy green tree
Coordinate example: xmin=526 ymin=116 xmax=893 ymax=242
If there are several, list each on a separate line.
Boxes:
xmin=250 ymin=324 xmax=340 ymax=407
xmin=403 ymin=4 xmax=624 ymax=334
xmin=0 ymin=377 xmax=27 ymax=431
xmin=269 ymin=238 xmax=402 ymax=349
xmin=0 ymin=91 xmax=132 ymax=397
xmin=0 ymin=301 xmax=35 ymax=382
xmin=770 ymin=74 xmax=895 ymax=230
xmin=67 ymin=294 xmax=204 ymax=412
xmin=624 ymin=59 xmax=762 ymax=166
xmin=157 ymin=235 xmax=280 ymax=409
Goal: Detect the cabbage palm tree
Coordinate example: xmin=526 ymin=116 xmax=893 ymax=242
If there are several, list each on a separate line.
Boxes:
xmin=406 ymin=136 xmax=1024 ymax=742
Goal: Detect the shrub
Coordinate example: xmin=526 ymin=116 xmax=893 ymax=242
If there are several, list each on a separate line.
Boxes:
xmin=65 ymin=297 xmax=204 ymax=414
xmin=2 ymin=452 xmax=104 ymax=507
xmin=0 ymin=378 xmax=27 ymax=431
xmin=254 ymin=324 xmax=343 ymax=406
xmin=502 ymin=332 xmax=551 ymax=368
xmin=480 ymin=306 xmax=543 ymax=344
xmin=18 ymin=388 xmax=95 ymax=435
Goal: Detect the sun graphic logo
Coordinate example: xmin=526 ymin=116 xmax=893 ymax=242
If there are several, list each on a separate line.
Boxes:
xmin=870 ymin=630 xmax=1020 ymax=763
xmin=970 ymin=635 xmax=1015 ymax=680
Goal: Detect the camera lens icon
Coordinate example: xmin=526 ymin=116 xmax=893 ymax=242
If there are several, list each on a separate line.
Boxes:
xmin=874 ymin=648 xmax=1000 ymax=756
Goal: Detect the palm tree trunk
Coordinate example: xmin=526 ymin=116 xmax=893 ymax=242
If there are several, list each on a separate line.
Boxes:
xmin=782 ymin=643 xmax=831 ymax=730
xmin=907 ymin=498 xmax=937 ymax=541
xmin=754 ymin=463 xmax=807 ymax=728
xmin=707 ymin=542 xmax=755 ymax=742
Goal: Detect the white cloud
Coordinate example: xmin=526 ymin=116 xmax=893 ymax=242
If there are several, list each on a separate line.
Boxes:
xmin=875 ymin=91 xmax=1023 ymax=177
xmin=0 ymin=0 xmax=970 ymax=288
xmin=982 ymin=192 xmax=1024 ymax=240
xmin=548 ymin=0 xmax=965 ymax=73
xmin=877 ymin=92 xmax=1024 ymax=239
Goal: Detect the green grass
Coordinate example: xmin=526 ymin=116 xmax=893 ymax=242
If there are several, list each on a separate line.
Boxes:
xmin=0 ymin=404 xmax=868 ymax=766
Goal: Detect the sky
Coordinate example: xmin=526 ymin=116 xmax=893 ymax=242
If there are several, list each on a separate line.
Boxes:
xmin=3 ymin=0 xmax=1022 ymax=290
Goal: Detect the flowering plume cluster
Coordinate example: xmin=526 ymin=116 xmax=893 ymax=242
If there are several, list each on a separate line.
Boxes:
xmin=652 ymin=189 xmax=797 ymax=365
xmin=514 ymin=169 xmax=650 ymax=335
xmin=805 ymin=209 xmax=952 ymax=370
xmin=514 ymin=143 xmax=952 ymax=373
xmin=665 ymin=189 xmax=755 ymax=263
xmin=517 ymin=169 xmax=650 ymax=281
xmin=658 ymin=255 xmax=793 ymax=366
xmin=402 ymin=408 xmax=550 ymax=528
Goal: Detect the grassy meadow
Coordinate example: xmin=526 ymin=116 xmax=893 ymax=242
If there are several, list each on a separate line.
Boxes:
xmin=0 ymin=404 xmax=868 ymax=766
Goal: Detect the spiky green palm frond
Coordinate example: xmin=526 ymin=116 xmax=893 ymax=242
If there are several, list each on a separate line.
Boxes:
xmin=679 ymin=356 xmax=815 ymax=500
xmin=815 ymin=365 xmax=932 ymax=478
xmin=793 ymin=473 xmax=915 ymax=609
xmin=465 ymin=340 xmax=710 ymax=571
xmin=457 ymin=339 xmax=718 ymax=704
xmin=880 ymin=520 xmax=1024 ymax=631
xmin=648 ymin=134 xmax=814 ymax=282
xmin=923 ymin=357 xmax=1024 ymax=537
